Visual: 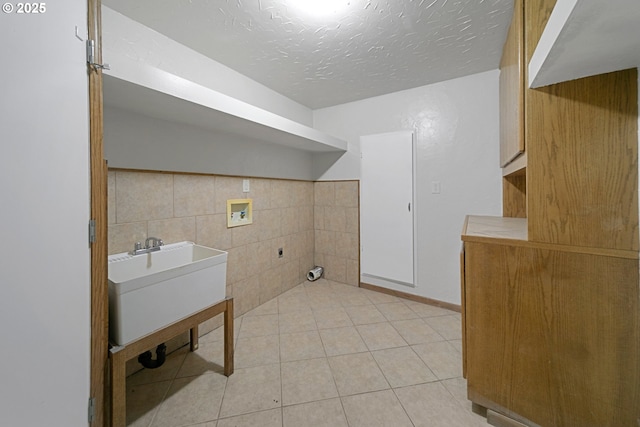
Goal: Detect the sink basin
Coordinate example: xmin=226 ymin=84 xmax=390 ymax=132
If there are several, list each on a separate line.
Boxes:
xmin=108 ymin=241 xmax=227 ymax=345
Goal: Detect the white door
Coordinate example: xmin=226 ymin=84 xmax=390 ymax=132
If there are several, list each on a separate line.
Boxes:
xmin=360 ymin=131 xmax=414 ymax=287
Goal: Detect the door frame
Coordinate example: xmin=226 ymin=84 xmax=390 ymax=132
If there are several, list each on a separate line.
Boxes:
xmin=88 ymin=0 xmax=108 ymax=425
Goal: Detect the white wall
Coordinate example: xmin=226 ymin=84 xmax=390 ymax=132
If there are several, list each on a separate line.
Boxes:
xmin=104 ymin=106 xmax=314 ymax=180
xmin=0 ymin=4 xmax=91 ymax=427
xmin=102 ymin=6 xmax=313 ymax=127
xmin=313 ymin=70 xmax=503 ymax=305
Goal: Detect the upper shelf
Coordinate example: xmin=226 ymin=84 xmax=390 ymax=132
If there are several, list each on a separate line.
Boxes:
xmin=102 ymin=64 xmax=347 ymax=154
xmin=529 ymin=0 xmax=640 ymax=88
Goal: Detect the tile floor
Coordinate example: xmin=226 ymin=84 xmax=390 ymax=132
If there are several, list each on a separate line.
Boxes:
xmin=125 ymin=279 xmax=490 ymax=427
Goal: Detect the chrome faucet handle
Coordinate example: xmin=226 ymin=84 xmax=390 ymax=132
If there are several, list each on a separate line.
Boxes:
xmin=134 ymin=242 xmax=143 ymax=251
xmin=145 ymin=236 xmax=162 ymax=249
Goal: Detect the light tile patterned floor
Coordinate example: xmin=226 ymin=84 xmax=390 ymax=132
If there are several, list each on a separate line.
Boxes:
xmin=125 ymin=279 xmax=490 ymax=427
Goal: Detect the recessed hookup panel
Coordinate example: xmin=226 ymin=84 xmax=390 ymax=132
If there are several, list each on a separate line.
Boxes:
xmin=227 ymin=199 xmax=253 ymax=228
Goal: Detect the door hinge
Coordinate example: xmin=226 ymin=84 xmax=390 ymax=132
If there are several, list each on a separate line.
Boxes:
xmin=86 ymin=39 xmax=110 ymax=71
xmin=89 ymin=219 xmax=96 ymax=244
xmin=88 ymin=397 xmax=95 ymax=423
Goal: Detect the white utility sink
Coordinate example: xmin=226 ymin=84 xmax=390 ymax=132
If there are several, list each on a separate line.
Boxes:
xmin=108 ymin=241 xmax=227 ymax=346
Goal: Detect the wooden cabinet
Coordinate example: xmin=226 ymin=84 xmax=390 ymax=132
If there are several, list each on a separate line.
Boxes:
xmin=499 ymin=0 xmax=538 ymax=218
xmin=501 ymin=0 xmax=555 ymax=209
xmin=464 ymin=0 xmax=640 ymax=425
xmin=462 ymin=217 xmax=639 ymax=426
xmin=523 ymin=0 xmax=638 ymax=252
xmin=500 ymin=0 xmax=639 ymax=249
xmin=526 ymin=69 xmax=638 ymax=251
xmin=499 ymin=0 xmax=524 ymax=168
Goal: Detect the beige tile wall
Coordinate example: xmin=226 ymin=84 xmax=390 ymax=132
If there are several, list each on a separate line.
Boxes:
xmin=314 ymin=181 xmax=360 ymax=286
xmin=108 ymin=171 xmax=359 ymax=375
xmin=108 ymin=170 xmax=316 ymax=319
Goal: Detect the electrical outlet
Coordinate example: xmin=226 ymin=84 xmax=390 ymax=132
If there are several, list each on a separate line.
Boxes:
xmin=431 ymin=181 xmax=441 ymax=194
xmin=243 ymin=179 xmax=250 ymax=193
xmin=278 ymin=248 xmax=283 ymax=258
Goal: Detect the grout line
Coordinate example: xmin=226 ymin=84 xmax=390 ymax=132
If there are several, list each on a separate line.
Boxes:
xmin=145 ymin=374 xmax=175 ymax=427
xmin=390 ymin=386 xmax=418 ymax=427
xmin=273 ymin=291 xmax=284 ymax=423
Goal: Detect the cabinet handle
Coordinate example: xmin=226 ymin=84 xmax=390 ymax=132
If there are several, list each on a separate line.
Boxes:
xmin=408 ymin=203 xmax=411 ymax=212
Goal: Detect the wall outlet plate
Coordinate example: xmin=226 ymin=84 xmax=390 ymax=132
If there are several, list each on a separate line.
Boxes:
xmin=242 ymin=179 xmax=250 ymax=193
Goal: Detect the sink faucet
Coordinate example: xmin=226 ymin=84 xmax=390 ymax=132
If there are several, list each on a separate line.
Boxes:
xmin=130 ymin=237 xmax=164 ymax=256
xmin=145 ymin=236 xmax=163 ymax=249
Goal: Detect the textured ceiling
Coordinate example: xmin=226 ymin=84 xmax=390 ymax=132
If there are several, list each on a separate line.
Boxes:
xmin=102 ymin=0 xmax=514 ymax=109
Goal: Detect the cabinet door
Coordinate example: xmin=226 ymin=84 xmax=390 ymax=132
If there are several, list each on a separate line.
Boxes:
xmin=465 ymin=241 xmax=640 ymax=426
xmin=499 ymin=0 xmax=524 ymax=167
